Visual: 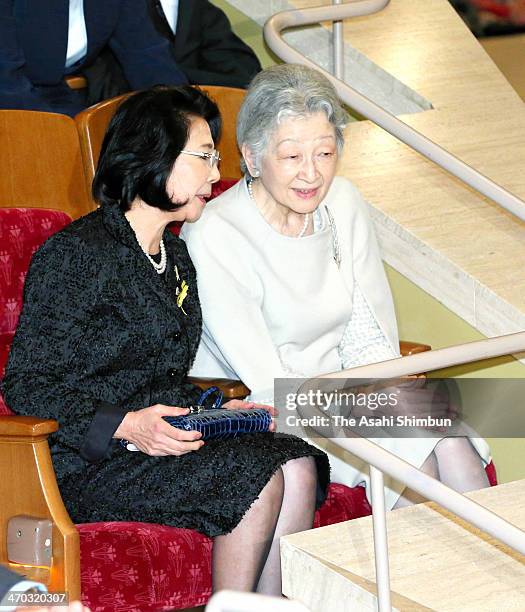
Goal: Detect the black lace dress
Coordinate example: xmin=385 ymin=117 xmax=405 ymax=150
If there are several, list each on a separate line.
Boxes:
xmin=3 ymin=204 xmax=329 ymax=537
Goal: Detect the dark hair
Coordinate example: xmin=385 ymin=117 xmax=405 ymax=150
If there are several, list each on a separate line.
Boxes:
xmin=92 ymin=86 xmax=221 ymax=211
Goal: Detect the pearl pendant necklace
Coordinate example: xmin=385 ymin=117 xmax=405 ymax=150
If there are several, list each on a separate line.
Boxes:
xmin=247 ymin=178 xmax=309 ymax=238
xmin=139 ymin=238 xmax=166 ymax=274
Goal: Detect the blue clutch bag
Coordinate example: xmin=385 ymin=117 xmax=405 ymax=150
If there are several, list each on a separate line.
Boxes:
xmin=120 ymin=387 xmax=271 ymax=450
xmin=163 ymin=406 xmax=272 ymax=440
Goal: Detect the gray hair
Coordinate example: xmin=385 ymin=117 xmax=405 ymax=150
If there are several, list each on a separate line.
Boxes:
xmin=237 ymin=64 xmax=348 ymax=175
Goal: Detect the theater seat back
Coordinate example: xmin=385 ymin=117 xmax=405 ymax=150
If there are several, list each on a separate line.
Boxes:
xmin=0 ymin=208 xmax=72 ymax=412
xmin=75 ymin=86 xmax=246 ymax=206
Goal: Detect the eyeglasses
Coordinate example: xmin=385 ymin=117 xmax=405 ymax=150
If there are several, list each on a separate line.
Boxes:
xmin=180 ymin=149 xmax=221 ymax=168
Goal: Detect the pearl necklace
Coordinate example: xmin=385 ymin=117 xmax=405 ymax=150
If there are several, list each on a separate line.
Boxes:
xmin=247 ymin=178 xmax=310 ymax=238
xmin=139 ymin=238 xmax=167 ymax=274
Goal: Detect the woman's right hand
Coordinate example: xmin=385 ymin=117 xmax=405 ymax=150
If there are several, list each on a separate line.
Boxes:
xmin=114 ymin=405 xmax=204 ymax=456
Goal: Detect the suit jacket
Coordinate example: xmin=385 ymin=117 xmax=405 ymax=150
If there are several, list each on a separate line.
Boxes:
xmin=2 ymin=204 xmax=201 ymax=479
xmin=150 ymin=0 xmax=261 ymax=88
xmin=83 ymin=0 xmax=261 ymax=106
xmin=0 ymin=0 xmax=188 ymax=115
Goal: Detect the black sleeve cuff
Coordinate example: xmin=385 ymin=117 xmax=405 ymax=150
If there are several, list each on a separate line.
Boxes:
xmin=80 ymin=402 xmax=129 ymax=463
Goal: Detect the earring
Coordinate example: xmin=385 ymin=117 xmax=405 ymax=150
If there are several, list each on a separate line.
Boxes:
xmin=252 ymin=169 xmax=260 ymax=178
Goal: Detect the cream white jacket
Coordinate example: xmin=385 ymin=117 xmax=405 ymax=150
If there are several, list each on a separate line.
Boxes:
xmin=182 ymin=176 xmax=399 ymax=401
xmin=182 ymin=176 xmax=490 ymax=505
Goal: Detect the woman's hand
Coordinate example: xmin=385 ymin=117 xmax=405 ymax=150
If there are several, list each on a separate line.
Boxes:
xmin=114 ymin=405 xmax=204 ymax=456
xmin=355 ymin=377 xmax=458 ymax=432
xmin=223 ymin=399 xmax=277 ymax=432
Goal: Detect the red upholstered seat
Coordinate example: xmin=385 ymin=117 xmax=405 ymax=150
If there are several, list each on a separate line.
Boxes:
xmin=0 ymin=333 xmax=14 ymax=415
xmin=168 ymin=177 xmax=239 ymax=237
xmin=0 ymin=207 xmax=73 ymax=334
xmin=211 ymin=177 xmax=238 ymax=200
xmin=0 ymin=333 xmax=13 ymax=390
xmin=0 ymin=207 xmax=73 ymax=413
xmin=77 ymin=522 xmax=214 ymax=612
xmin=0 ymin=203 xmax=498 ymax=612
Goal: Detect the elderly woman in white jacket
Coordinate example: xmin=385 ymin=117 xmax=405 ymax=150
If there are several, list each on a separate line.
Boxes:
xmin=181 ymin=64 xmax=490 ymax=509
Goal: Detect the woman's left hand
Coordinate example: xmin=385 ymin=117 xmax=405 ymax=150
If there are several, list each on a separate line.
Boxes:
xmin=222 ymin=399 xmax=277 ymax=431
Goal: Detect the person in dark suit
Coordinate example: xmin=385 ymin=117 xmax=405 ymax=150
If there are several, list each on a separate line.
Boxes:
xmin=0 ymin=0 xmax=188 ymax=116
xmin=84 ymin=0 xmax=262 ymax=106
xmin=151 ymin=0 xmax=261 ymax=88
xmin=2 ymin=86 xmax=328 ymax=596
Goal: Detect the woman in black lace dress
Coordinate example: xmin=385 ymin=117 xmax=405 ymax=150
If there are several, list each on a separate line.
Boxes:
xmin=2 ymin=86 xmax=329 ymax=596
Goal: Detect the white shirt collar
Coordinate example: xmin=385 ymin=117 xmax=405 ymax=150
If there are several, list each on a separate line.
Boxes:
xmin=159 ymin=0 xmax=180 ymax=34
xmin=65 ymin=0 xmax=87 ymax=68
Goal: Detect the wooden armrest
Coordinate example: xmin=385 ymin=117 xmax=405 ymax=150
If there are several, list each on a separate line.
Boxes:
xmin=65 ymin=75 xmax=87 ymax=90
xmin=399 ymin=340 xmax=432 ymax=356
xmin=0 ymin=416 xmax=58 ymax=437
xmin=186 ymin=344 xmax=431 ymax=399
xmin=186 ymin=376 xmax=250 ymax=400
xmin=0 ymin=417 xmax=80 ymax=598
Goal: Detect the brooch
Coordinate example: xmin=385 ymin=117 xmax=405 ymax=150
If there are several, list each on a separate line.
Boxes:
xmin=174 ymin=265 xmax=189 ymax=315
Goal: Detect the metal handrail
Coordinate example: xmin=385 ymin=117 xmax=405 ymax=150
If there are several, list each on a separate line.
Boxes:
xmin=370 ymin=466 xmax=391 ymax=610
xmin=263 ymin=0 xmax=525 ymax=222
xmin=336 ymin=434 xmax=525 ymax=607
xmin=295 ymin=332 xmax=525 ymax=610
xmin=332 ymin=0 xmax=344 ymax=79
xmin=320 ymin=330 xmax=525 ymax=379
xmin=262 ymin=6 xmax=525 ymax=606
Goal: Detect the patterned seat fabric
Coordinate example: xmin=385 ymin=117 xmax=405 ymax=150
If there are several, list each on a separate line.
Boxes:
xmin=0 ymin=333 xmax=13 ymax=392
xmin=0 ymin=208 xmax=72 ymax=413
xmin=0 ymin=208 xmax=73 ymax=335
xmin=0 ymin=203 xmax=498 ymax=611
xmin=77 ymin=522 xmax=214 ymax=612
